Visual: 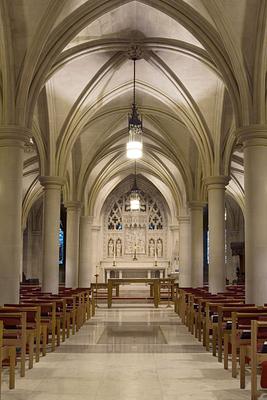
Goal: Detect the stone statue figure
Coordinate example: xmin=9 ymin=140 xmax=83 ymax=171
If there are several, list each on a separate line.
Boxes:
xmin=108 ymin=239 xmax=114 ymax=257
xmin=156 ymin=239 xmax=163 ymax=257
xmin=149 ymin=239 xmax=155 ymax=257
xmin=116 ymin=239 xmax=122 ymax=256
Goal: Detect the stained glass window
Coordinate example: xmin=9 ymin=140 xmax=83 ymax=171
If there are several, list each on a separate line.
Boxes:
xmin=59 ymin=223 xmax=64 ymax=265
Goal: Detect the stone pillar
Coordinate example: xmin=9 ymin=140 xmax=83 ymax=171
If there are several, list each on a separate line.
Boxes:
xmin=190 ymin=202 xmax=205 ymax=287
xmin=205 ymin=176 xmax=229 ymax=294
xmin=79 ymin=216 xmax=93 ymax=287
xmin=39 ymin=176 xmax=64 ymax=294
xmin=0 ymin=126 xmax=30 ymax=304
xmin=179 ymin=216 xmax=191 ymax=287
xmin=91 ymin=225 xmax=101 ymax=277
xmin=170 ymin=225 xmax=179 ymax=265
xmin=237 ymin=127 xmax=267 ymax=304
xmin=32 ymin=231 xmax=42 ymax=282
xmin=65 ymin=201 xmax=81 ymax=288
xmin=23 ymin=227 xmax=33 ymax=279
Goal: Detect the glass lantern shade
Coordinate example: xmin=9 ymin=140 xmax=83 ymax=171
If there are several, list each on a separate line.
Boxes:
xmin=130 ymin=191 xmax=140 ymax=211
xmin=126 ymin=139 xmax=143 ymax=159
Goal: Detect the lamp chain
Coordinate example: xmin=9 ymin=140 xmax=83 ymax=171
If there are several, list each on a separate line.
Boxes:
xmin=133 ymin=59 xmax=136 ymax=106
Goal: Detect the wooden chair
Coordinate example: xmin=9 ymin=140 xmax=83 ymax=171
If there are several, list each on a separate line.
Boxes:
xmin=0 ymin=320 xmax=16 ymax=391
xmin=3 ymin=305 xmax=42 ymax=363
xmin=239 ymin=320 xmax=267 ymax=399
xmin=230 ymin=311 xmax=267 ymax=378
xmin=204 ymin=300 xmax=245 ymax=355
xmin=217 ymin=305 xmax=256 ymax=364
xmin=0 ymin=312 xmax=27 ymax=377
xmin=21 ymin=301 xmax=56 ymax=353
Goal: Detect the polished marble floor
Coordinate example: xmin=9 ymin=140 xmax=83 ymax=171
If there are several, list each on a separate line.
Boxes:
xmin=1 ymin=305 xmax=259 ymax=400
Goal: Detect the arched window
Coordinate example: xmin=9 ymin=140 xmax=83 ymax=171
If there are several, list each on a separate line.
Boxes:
xmin=108 ymin=201 xmax=123 ymax=230
xmin=148 ymin=200 xmax=163 ymax=230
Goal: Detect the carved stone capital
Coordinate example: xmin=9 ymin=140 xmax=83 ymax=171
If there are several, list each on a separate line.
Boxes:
xmin=0 ymin=125 xmax=32 ymax=149
xmin=189 ymin=201 xmax=206 ymax=210
xmin=178 ymin=216 xmax=190 ymax=224
xmin=64 ymin=201 xmax=82 ymax=211
xmin=203 ymin=176 xmax=230 ymax=190
xmin=236 ymin=125 xmax=267 ymax=148
xmin=39 ymin=176 xmax=65 ymax=190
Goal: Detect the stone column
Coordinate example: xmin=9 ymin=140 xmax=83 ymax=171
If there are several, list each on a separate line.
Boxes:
xmin=205 ymin=176 xmax=229 ymax=294
xmin=179 ymin=216 xmax=191 ymax=287
xmin=237 ymin=127 xmax=267 ymax=304
xmin=79 ymin=216 xmax=93 ymax=287
xmin=0 ymin=126 xmax=30 ymax=304
xmin=39 ymin=176 xmax=64 ymax=294
xmin=190 ymin=202 xmax=205 ymax=287
xmin=170 ymin=225 xmax=179 ymax=266
xmin=65 ymin=201 xmax=81 ymax=288
xmin=31 ymin=231 xmax=42 ymax=282
xmin=23 ymin=227 xmax=33 ymax=279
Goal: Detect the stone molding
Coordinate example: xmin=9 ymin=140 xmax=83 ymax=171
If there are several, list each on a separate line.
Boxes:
xmin=204 ymin=176 xmax=230 ymax=190
xmin=64 ymin=201 xmax=82 ymax=211
xmin=0 ymin=125 xmax=32 ymax=148
xmin=169 ymin=225 xmax=179 ymax=231
xmin=189 ymin=201 xmax=206 ymax=210
xmin=178 ymin=216 xmax=190 ymax=224
xmin=236 ymin=125 xmax=267 ymax=148
xmin=39 ymin=176 xmax=65 ymax=189
xmin=92 ymin=225 xmax=101 ymax=231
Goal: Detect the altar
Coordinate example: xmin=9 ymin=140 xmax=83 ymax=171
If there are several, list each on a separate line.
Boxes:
xmin=100 ymin=260 xmax=169 ymax=282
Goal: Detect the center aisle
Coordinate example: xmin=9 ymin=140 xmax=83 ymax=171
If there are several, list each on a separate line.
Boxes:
xmin=3 ymin=306 xmax=251 ymax=400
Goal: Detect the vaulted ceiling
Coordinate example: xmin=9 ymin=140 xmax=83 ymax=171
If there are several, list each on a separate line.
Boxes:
xmin=1 ymin=0 xmax=265 ymax=224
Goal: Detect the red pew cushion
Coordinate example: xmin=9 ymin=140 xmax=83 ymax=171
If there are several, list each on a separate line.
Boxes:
xmin=261 ymin=361 xmax=267 ymax=388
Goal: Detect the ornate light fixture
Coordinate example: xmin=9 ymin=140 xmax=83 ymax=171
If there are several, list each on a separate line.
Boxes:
xmin=126 ymin=57 xmax=143 ymax=159
xmin=130 ymin=162 xmax=140 ymax=211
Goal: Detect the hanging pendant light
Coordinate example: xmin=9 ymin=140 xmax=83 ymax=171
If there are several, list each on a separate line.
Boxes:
xmin=130 ymin=162 xmax=140 ymax=211
xmin=127 ymin=58 xmax=143 ymax=159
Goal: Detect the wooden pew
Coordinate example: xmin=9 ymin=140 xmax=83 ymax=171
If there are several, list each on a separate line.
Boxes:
xmin=4 ymin=304 xmax=42 ymax=363
xmin=35 ymin=297 xmax=66 ymax=346
xmin=217 ymin=305 xmax=257 ymax=364
xmin=21 ymin=301 xmax=56 ymax=353
xmin=0 ymin=312 xmax=27 ymax=377
xmin=192 ymin=295 xmax=226 ymax=343
xmin=230 ymin=310 xmax=267 ymax=378
xmin=239 ymin=320 xmax=267 ymax=399
xmin=204 ymin=300 xmax=245 ymax=355
xmin=0 ymin=320 xmax=16 ymax=391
